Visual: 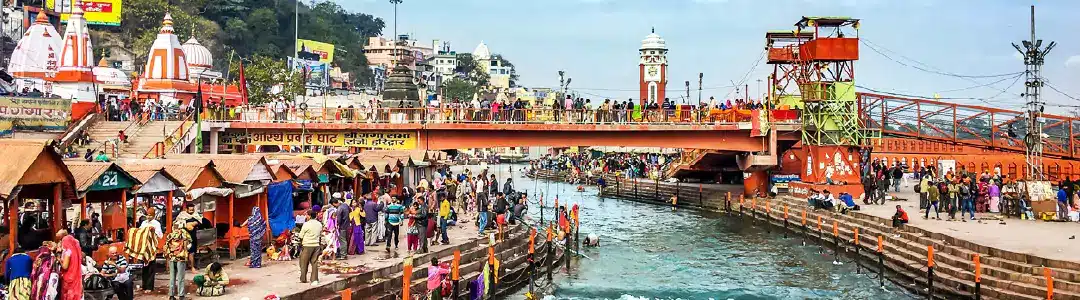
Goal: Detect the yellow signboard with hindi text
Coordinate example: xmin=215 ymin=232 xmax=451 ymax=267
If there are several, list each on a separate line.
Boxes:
xmin=221 ymin=131 xmax=416 ymax=150
xmin=46 ymin=0 xmax=124 ymax=26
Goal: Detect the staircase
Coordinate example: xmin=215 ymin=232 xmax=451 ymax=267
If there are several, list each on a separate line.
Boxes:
xmin=760 ymin=196 xmax=1080 ymax=300
xmin=117 ymin=120 xmax=189 ymax=159
xmin=68 ymin=120 xmax=129 ymax=160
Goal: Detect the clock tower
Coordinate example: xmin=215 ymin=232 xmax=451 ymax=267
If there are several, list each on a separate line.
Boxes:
xmin=639 ymin=28 xmax=667 ymax=108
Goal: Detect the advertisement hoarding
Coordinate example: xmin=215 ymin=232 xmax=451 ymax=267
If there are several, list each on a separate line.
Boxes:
xmin=288 ymin=57 xmax=330 ymax=89
xmin=46 ymin=0 xmax=123 ymax=26
xmin=296 ymin=39 xmax=335 ymax=64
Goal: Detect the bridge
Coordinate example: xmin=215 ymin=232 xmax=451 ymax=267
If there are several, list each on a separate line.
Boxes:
xmin=199 ymin=107 xmax=802 ymax=151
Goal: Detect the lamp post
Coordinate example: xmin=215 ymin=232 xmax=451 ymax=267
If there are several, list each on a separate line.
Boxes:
xmin=698 ymin=73 xmax=703 ymax=105
xmin=390 ymin=0 xmax=403 ymax=64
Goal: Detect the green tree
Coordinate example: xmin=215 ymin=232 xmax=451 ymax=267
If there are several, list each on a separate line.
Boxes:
xmin=443 ymin=78 xmax=479 ymax=102
xmin=228 ymin=55 xmax=304 ymax=105
xmin=455 ymin=53 xmax=489 ymax=87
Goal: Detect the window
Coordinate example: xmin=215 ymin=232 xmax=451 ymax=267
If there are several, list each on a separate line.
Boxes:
xmin=649 ymin=84 xmax=657 ymax=102
xmin=650 ymin=51 xmax=656 ymax=55
xmin=490 ymin=60 xmax=499 ymax=67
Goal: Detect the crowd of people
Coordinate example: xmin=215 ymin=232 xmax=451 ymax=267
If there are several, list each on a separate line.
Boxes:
xmin=532 ymin=151 xmax=682 ymax=182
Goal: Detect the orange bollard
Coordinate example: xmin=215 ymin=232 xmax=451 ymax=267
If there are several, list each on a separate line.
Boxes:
xmin=877 ymin=236 xmax=884 ymax=253
xmin=854 ymin=228 xmax=860 ymax=246
xmin=801 ymin=211 xmax=807 ymax=225
xmin=452 ymin=250 xmax=461 ymax=281
xmin=784 ymin=204 xmax=789 ymax=220
xmin=752 ymin=198 xmax=757 ymax=210
xmin=973 ymin=254 xmax=981 ymax=283
xmin=739 ymin=194 xmax=744 ymax=207
xmin=1046 ymin=267 xmax=1054 ymax=300
xmin=832 ymin=220 xmax=838 ymax=237
xmin=927 ymin=245 xmax=935 ymax=268
xmin=402 ymin=257 xmax=413 ymax=300
xmin=529 ymin=229 xmax=536 ymax=254
xmin=765 ymin=201 xmax=770 ymax=214
xmin=817 ymin=216 xmax=822 ymax=231
xmin=341 ymin=288 xmax=352 ymax=300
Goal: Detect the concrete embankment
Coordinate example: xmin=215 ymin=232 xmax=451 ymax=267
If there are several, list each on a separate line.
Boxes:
xmin=528 ymin=169 xmax=1080 ymax=300
xmin=304 ymin=225 xmax=569 ymax=300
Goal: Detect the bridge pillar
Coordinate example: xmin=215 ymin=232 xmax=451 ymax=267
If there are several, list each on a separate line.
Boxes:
xmin=743 ymin=170 xmax=768 ymax=198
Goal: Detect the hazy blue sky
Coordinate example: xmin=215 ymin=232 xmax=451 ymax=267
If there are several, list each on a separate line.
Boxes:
xmin=339 ymin=0 xmax=1080 ymax=109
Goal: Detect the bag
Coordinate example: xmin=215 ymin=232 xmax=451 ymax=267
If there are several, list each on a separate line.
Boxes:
xmin=914 ymin=184 xmax=921 ymax=193
xmin=83 ymin=274 xmax=111 ymax=291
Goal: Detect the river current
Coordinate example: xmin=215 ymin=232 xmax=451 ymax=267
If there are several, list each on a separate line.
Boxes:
xmin=456 ymin=164 xmax=908 ymax=300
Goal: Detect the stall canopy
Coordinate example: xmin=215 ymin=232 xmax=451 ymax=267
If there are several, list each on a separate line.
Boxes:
xmin=65 ymin=162 xmax=140 ymax=198
xmin=117 ymin=160 xmax=225 ymax=193
xmin=124 ymin=168 xmax=183 ymax=194
xmin=169 ymin=154 xmax=276 ymax=197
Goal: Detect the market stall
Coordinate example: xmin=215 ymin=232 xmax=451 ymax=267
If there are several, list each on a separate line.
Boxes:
xmin=0 ymin=140 xmax=77 ymax=259
xmin=118 ymin=160 xmax=226 ymax=250
xmin=169 ymin=155 xmax=275 ymax=259
xmin=64 ymin=162 xmax=141 ymax=263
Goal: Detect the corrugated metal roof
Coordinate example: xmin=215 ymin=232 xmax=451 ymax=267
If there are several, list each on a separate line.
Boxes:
xmin=167 ymin=154 xmax=273 ymax=183
xmin=0 ymin=139 xmax=77 ymax=198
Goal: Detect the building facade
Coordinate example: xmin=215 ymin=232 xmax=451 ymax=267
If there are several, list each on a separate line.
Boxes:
xmin=639 ymin=29 xmax=667 ymax=107
xmin=363 ymin=35 xmax=435 ymax=69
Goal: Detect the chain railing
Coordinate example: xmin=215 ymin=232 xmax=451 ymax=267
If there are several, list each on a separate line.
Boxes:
xmin=204 ymin=106 xmax=790 ymax=125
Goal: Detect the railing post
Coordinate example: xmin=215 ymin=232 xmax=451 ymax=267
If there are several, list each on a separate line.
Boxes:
xmin=973 ymin=253 xmax=981 ymax=300
xmin=853 ymin=227 xmax=860 ymax=273
xmin=927 ymin=245 xmax=935 ymax=299
xmin=878 ymin=236 xmax=885 ymax=288
xmin=1046 ymin=267 xmax=1054 ymax=300
xmin=452 ymin=249 xmax=461 ymax=299
xmin=402 ymin=256 xmax=412 ymax=300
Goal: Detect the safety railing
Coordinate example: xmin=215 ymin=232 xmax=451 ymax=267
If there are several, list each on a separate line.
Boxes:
xmin=204 ymin=107 xmax=793 ymax=125
xmin=143 ymin=112 xmax=194 ymax=159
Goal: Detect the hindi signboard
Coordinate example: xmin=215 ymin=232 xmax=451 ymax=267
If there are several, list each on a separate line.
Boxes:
xmin=0 ymin=97 xmax=72 ymax=137
xmin=46 ymin=0 xmax=123 ymax=26
xmin=221 ymin=131 xmax=416 ymax=150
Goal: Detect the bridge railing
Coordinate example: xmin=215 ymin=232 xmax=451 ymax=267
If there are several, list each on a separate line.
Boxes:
xmin=205 ymin=106 xmax=798 ymax=125
xmin=859 ymin=92 xmax=1080 ymax=159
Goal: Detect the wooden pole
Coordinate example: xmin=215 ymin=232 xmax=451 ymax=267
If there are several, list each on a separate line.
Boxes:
xmin=53 ymin=184 xmax=63 ymax=232
xmin=165 ymin=190 xmax=174 ymax=235
xmin=8 ymin=197 xmax=17 ymax=258
xmin=80 ymin=195 xmax=88 ymax=220
xmin=121 ymin=189 xmax=129 ymax=238
xmin=228 ymin=193 xmax=236 ymax=259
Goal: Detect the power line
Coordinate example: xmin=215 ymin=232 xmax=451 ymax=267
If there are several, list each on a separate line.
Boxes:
xmin=855 ymin=72 xmax=1024 ymax=106
xmin=937 ymin=73 xmax=1023 ymax=93
xmin=1045 ymin=81 xmax=1080 ymax=102
xmin=861 ymin=38 xmax=1023 ymax=79
xmin=724 ymin=48 xmax=767 ymax=100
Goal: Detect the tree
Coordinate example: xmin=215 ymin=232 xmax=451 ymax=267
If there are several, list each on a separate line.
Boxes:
xmin=443 ymin=78 xmax=479 ymax=102
xmin=228 ymin=55 xmax=305 ymax=105
xmin=455 ymin=53 xmax=488 ymax=87
xmin=94 ymin=0 xmax=384 ymax=87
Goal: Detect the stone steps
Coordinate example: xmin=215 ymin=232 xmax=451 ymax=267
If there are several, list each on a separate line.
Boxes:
xmin=761 ymin=196 xmax=1080 ymax=300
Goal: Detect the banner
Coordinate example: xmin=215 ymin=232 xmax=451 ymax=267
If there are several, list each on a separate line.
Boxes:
xmin=288 ymin=57 xmax=330 ymax=89
xmin=46 ymin=0 xmax=123 ymax=26
xmin=221 ymin=131 xmax=416 ymax=150
xmin=0 ymin=97 xmax=72 ymax=136
xmin=296 ymin=39 xmax=335 ymax=63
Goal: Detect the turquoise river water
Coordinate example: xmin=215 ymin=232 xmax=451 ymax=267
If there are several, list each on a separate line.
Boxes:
xmin=469 ymin=165 xmax=910 ymax=300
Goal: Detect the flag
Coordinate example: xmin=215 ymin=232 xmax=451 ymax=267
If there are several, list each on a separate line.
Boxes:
xmin=238 ymin=60 xmax=250 ymax=106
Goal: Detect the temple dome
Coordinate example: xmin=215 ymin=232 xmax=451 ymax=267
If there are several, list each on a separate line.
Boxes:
xmin=137 ymin=13 xmax=194 ymax=93
xmin=473 ymin=41 xmax=491 ymax=60
xmin=55 ymin=5 xmax=95 ymax=83
xmin=8 ymin=11 xmax=62 ymax=79
xmin=182 ymin=37 xmax=213 ymax=74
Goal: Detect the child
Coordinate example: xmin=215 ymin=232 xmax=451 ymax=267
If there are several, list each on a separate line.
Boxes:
xmin=406 ymin=203 xmax=420 ymax=252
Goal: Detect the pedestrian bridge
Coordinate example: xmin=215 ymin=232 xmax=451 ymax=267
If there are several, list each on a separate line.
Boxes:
xmin=203 ymin=107 xmax=801 ymax=151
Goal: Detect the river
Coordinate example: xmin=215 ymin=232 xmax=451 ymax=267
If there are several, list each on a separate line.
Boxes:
xmin=454 ymin=164 xmax=908 ymax=300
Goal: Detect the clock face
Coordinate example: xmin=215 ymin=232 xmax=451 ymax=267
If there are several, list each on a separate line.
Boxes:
xmin=648 ymin=66 xmax=658 ymax=76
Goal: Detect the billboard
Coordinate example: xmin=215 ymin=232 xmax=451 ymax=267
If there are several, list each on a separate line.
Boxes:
xmin=46 ymin=0 xmax=123 ymax=26
xmin=288 ymin=57 xmax=330 ymax=89
xmin=0 ymin=97 xmax=72 ymax=137
xmin=296 ymin=39 xmax=335 ymax=63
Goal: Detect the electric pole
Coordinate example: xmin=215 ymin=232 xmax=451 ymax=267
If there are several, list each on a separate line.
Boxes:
xmin=1013 ymin=5 xmax=1055 ymax=180
xmin=697 ymin=73 xmax=703 ymax=105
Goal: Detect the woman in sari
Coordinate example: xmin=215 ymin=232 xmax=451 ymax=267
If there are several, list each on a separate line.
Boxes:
xmin=58 ymin=232 xmax=84 ymax=300
xmin=348 ymin=205 xmax=365 ymax=255
xmin=6 ymin=251 xmax=32 ymax=300
xmin=31 ymin=245 xmax=57 ymax=300
xmin=321 ymin=205 xmax=339 ymax=259
xmin=240 ymin=206 xmax=265 ymax=268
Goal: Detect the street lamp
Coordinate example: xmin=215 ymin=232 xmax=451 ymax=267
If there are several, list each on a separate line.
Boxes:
xmin=390 ymin=0 xmax=403 ymax=64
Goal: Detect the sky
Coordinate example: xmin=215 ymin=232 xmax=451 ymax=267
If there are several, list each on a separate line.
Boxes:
xmin=338 ymin=0 xmax=1080 ymax=110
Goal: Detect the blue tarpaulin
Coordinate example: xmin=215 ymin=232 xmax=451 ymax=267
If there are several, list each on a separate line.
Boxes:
xmin=267 ymin=181 xmax=296 ymax=236
xmin=297 ymin=179 xmax=313 ymax=191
